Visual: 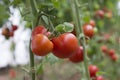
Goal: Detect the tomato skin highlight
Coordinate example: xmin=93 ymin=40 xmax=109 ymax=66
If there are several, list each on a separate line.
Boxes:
xmin=31 ymin=26 xmax=47 ymax=40
xmin=83 ymin=24 xmax=94 ymax=38
xmin=31 ymin=34 xmax=53 ymax=56
xmin=89 ymin=65 xmax=99 ymax=77
xmin=52 ymin=33 xmax=79 ymax=58
xmin=95 ymin=76 xmax=104 ymax=80
xmin=69 ymin=46 xmax=83 ymax=63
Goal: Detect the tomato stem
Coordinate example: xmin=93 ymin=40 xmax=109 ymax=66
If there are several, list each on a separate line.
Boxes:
xmin=29 ymin=0 xmax=40 ymax=80
xmin=29 ymin=40 xmax=35 ymax=80
xmin=71 ymin=0 xmax=91 ymax=80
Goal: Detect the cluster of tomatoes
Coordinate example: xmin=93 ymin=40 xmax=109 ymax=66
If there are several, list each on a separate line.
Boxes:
xmin=95 ymin=7 xmax=112 ymax=19
xmin=101 ymin=45 xmax=118 ymax=61
xmin=2 ymin=25 xmax=18 ymax=39
xmin=83 ymin=19 xmax=97 ymax=38
xmin=31 ymin=26 xmax=85 ymax=63
xmin=89 ymin=65 xmax=104 ymax=80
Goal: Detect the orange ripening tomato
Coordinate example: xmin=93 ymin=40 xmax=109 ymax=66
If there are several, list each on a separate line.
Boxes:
xmin=52 ymin=33 xmax=79 ymax=58
xmin=31 ymin=34 xmax=53 ymax=56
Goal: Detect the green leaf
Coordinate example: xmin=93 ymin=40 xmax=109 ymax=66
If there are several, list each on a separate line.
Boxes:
xmin=83 ymin=15 xmax=90 ymax=23
xmin=10 ymin=0 xmax=22 ymax=7
xmin=55 ymin=24 xmax=65 ymax=32
xmin=96 ymin=71 xmax=107 ymax=76
xmin=42 ymin=15 xmax=49 ymax=25
xmin=23 ymin=13 xmax=33 ymax=22
xmin=36 ymin=62 xmax=43 ymax=74
xmin=98 ymin=20 xmax=104 ymax=28
xmin=63 ymin=22 xmax=74 ymax=32
xmin=46 ymin=54 xmax=59 ymax=65
xmin=51 ymin=0 xmax=59 ymax=8
xmin=55 ymin=22 xmax=74 ymax=33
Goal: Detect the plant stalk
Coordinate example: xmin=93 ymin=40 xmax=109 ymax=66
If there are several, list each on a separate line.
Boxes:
xmin=29 ymin=40 xmax=35 ymax=80
xmin=29 ymin=0 xmax=39 ymax=80
xmin=72 ymin=0 xmax=91 ymax=80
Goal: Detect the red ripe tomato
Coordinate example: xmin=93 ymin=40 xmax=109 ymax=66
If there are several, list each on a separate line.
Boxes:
xmin=69 ymin=46 xmax=83 ymax=63
xmin=110 ymin=54 xmax=118 ymax=61
xmin=100 ymin=45 xmax=108 ymax=54
xmin=95 ymin=10 xmax=104 ymax=19
xmin=31 ymin=26 xmax=47 ymax=39
xmin=89 ymin=20 xmax=95 ymax=27
xmin=9 ymin=69 xmax=16 ymax=78
xmin=83 ymin=24 xmax=94 ymax=38
xmin=31 ymin=34 xmax=53 ymax=56
xmin=108 ymin=49 xmax=115 ymax=56
xmin=52 ymin=33 xmax=78 ymax=58
xmin=89 ymin=65 xmax=99 ymax=77
xmin=95 ymin=76 xmax=104 ymax=80
xmin=12 ymin=25 xmax=18 ymax=31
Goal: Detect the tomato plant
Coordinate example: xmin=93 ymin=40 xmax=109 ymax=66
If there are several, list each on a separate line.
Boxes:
xmin=0 ymin=0 xmax=119 ymax=80
xmin=52 ymin=33 xmax=78 ymax=58
xmin=31 ymin=34 xmax=53 ymax=56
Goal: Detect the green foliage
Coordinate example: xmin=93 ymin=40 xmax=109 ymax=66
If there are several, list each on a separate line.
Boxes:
xmin=55 ymin=22 xmax=74 ymax=33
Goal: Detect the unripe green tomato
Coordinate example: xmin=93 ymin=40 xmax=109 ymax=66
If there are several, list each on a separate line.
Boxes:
xmin=93 ymin=27 xmax=98 ymax=34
